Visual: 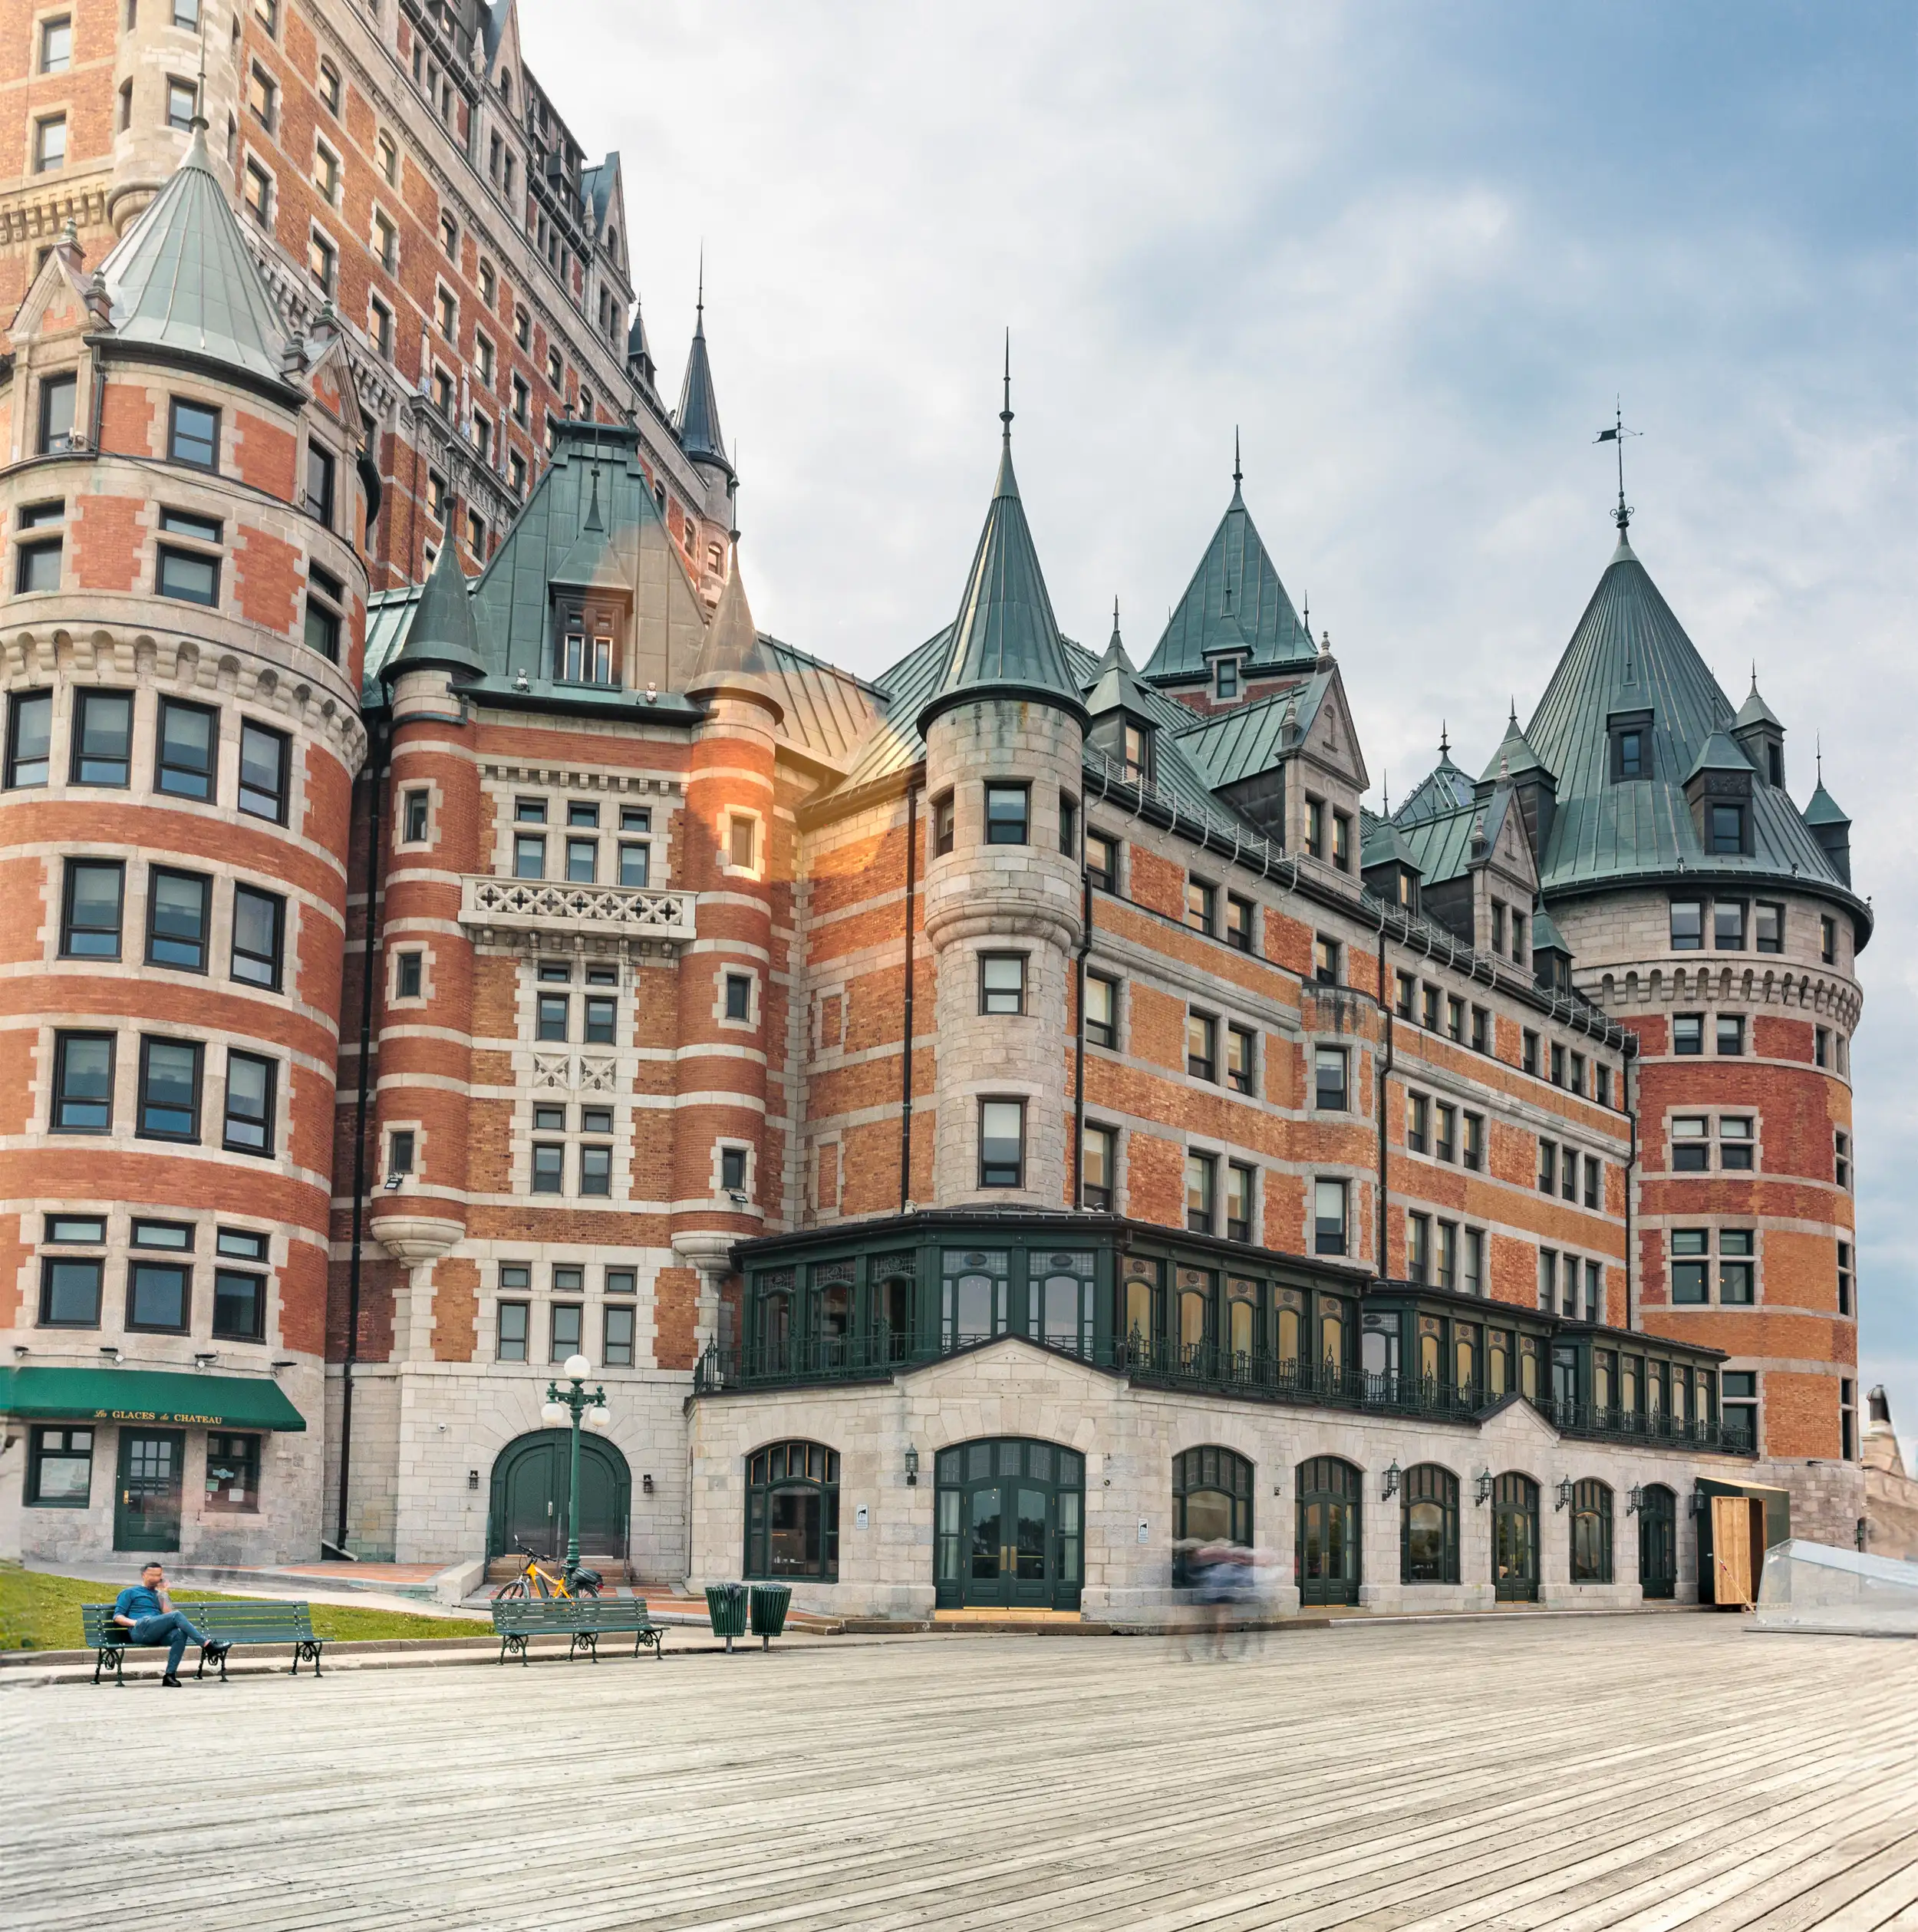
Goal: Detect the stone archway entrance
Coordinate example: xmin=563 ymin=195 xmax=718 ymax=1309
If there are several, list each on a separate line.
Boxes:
xmin=487 ymin=1429 xmax=631 ymax=1564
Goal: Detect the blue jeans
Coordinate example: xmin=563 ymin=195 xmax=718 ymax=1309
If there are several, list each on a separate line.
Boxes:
xmin=128 ymin=1611 xmax=206 ymax=1675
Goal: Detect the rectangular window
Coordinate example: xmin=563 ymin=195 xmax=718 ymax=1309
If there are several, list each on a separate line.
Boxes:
xmin=531 ymin=1142 xmax=564 ymax=1194
xmin=39 ymin=1255 xmax=103 ymax=1326
xmin=1570 ymin=1052 xmax=1586 ymax=1096
xmin=32 ymin=373 xmax=74 ymax=460
xmin=1333 ymin=811 xmax=1353 ymax=872
xmin=26 ymin=1425 xmax=93 ymax=1506
xmin=51 ymin=1031 xmax=114 ymax=1132
xmin=1462 ymin=1111 xmax=1485 ymax=1172
xmin=1226 ymin=1162 xmax=1254 ymax=1243
xmin=1435 ymin=1103 xmax=1456 ymax=1163
xmin=980 ymin=954 xmax=1025 ymax=1016
xmin=303 ymin=444 xmax=337 ymax=529
xmin=1185 ymin=879 xmax=1215 ymax=935
xmin=1722 ymin=1370 xmax=1758 ymax=1450
xmin=1511 ymin=912 xmax=1527 ymax=964
xmin=61 ymin=859 xmax=124 ymax=958
xmin=1597 ymin=1063 xmax=1613 ymax=1108
xmin=130 ymin=1218 xmax=192 ymax=1251
xmin=1669 ymin=899 xmax=1703 ymax=951
xmin=1406 ymin=1093 xmax=1429 ymax=1155
xmin=720 ymin=972 xmax=751 ymax=1022
xmin=1446 ymin=996 xmax=1465 ymax=1043
xmin=204 ymin=1432 xmax=261 ymax=1511
xmin=1185 ymin=1150 xmax=1217 ymax=1234
xmin=386 ymin=1129 xmax=414 ymax=1178
xmin=979 ymin=1099 xmax=1024 ymax=1189
xmin=1436 ymin=1221 xmax=1458 ymax=1292
xmin=155 ymin=697 xmax=216 ymax=800
xmin=984 ymin=784 xmax=1028 ymax=845
xmin=128 ymin=1260 xmax=190 ymax=1333
xmin=1716 ymin=1014 xmax=1745 ymax=1057
xmin=72 ymin=689 xmax=133 ymax=786
xmin=1719 ymin=1117 xmax=1754 ymax=1171
xmin=728 ymin=815 xmax=756 ymax=869
xmin=231 ymin=885 xmax=283 ymax=990
xmin=1709 ymin=804 xmax=1745 ymax=856
xmin=222 ymin=1050 xmax=275 ymax=1155
xmin=16 ymin=519 xmax=61 ymax=592
xmin=157 ymin=545 xmax=219 ymax=606
xmin=1522 ymin=1029 xmax=1540 ymax=1076
xmin=1584 ymin=1156 xmax=1602 ymax=1208
xmin=1537 ymin=1248 xmax=1557 ymax=1313
xmin=549 ymin=1304 xmax=583 ymax=1363
xmin=1395 ymin=971 xmax=1415 ymax=1019
xmin=1407 ymin=1212 xmax=1430 ymax=1285
xmin=565 ymin=836 xmax=598 ymax=883
xmin=1550 ymin=1042 xmax=1565 ymax=1086
xmin=1085 ymin=974 xmax=1116 ymax=1050
xmin=318 ymin=55 xmax=341 ymax=114
xmin=34 ymin=114 xmax=66 ymax=173
xmin=1314 ymin=936 xmax=1340 ymax=986
xmin=1560 ymin=1146 xmax=1577 ymax=1202
xmin=1670 ymin=1229 xmax=1709 ymax=1304
xmin=1821 ymin=916 xmax=1837 ymax=965
xmin=1058 ymin=793 xmax=1077 ymax=857
xmin=1085 ymin=832 xmax=1116 ymax=892
xmin=212 ymin=1271 xmax=265 ymax=1342
xmin=1422 ymin=984 xmax=1440 ymax=1031
xmin=169 ymin=397 xmax=220 ymax=470
xmin=401 ymin=789 xmax=430 ymax=844
xmin=615 ymin=836 xmax=651 ymax=887
xmin=1225 ymin=894 xmax=1254 ymax=953
xmin=1720 ymin=1229 xmax=1755 ymax=1305
xmin=1748 ymin=900 xmax=1784 ymax=955
xmin=1186 ymin=1011 xmax=1217 ymax=1082
xmin=536 ymin=994 xmax=568 ymax=1042
xmin=1465 ymin=1226 xmax=1488 ymax=1297
xmin=1815 ymin=1026 xmax=1830 ymax=1068
xmin=147 ymin=868 xmax=209 ymax=970
xmin=1305 ymin=797 xmax=1326 ymax=859
xmin=1537 ymin=1137 xmax=1555 ymax=1194
xmin=1471 ymin=1005 xmax=1490 ymax=1054
xmin=514 ymin=832 xmax=545 ymax=879
xmin=1313 ymin=1179 xmax=1347 ymax=1257
xmin=1081 ymin=1124 xmax=1115 ymax=1212
xmin=580 ymin=1144 xmax=611 ymax=1197
xmin=369 ymin=295 xmax=394 ymax=359
xmin=1837 ymin=1241 xmax=1853 ymax=1317
xmin=393 ymin=948 xmax=424 ymax=994
xmin=246 ymin=63 xmax=275 ymax=128
xmin=1714 ymin=900 xmax=1746 ymax=951
xmin=1226 ymin=1025 xmax=1255 ymax=1095
xmin=239 ymin=721 xmax=288 ymax=822
xmin=1314 ymin=1047 xmax=1348 ymax=1111
xmin=719 ymin=1146 xmax=748 ymax=1193
xmin=6 ymin=691 xmax=52 ymax=787
xmin=1672 ymin=1013 xmax=1704 ymax=1056
xmin=242 ymin=159 xmax=272 ymax=224
xmin=603 ymin=1304 xmax=635 ymax=1367
xmin=496 ymin=1299 xmax=529 ymax=1363
xmin=1835 ymin=1130 xmax=1850 ymax=1189
xmin=40 ymin=17 xmax=71 ymax=74
xmin=307 ymin=230 xmax=337 ymax=296
xmin=137 ymin=1036 xmax=203 ymax=1140
xmin=1121 ymin=722 xmax=1149 ymax=783
xmin=931 ymin=792 xmax=955 ymax=857
xmin=583 ymin=996 xmax=616 ymax=1044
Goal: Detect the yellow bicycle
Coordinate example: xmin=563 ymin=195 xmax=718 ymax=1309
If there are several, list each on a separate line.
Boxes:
xmin=492 ymin=1539 xmax=602 ymax=1601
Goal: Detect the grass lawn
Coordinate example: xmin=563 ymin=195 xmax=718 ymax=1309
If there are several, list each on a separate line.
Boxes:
xmin=0 ymin=1562 xmax=484 ymax=1650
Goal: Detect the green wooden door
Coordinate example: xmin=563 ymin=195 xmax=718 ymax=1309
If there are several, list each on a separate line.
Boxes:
xmin=934 ymin=1439 xmax=1083 ymax=1611
xmin=487 ymin=1429 xmax=631 ymax=1561
xmin=114 ymin=1430 xmax=183 ymax=1552
xmin=1638 ymin=1485 xmax=1676 ymax=1600
xmin=1295 ymin=1456 xmax=1361 ymax=1606
xmin=1493 ymin=1474 xmax=1540 ymax=1601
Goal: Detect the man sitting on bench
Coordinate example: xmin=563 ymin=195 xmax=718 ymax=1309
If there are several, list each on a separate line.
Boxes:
xmin=113 ymin=1563 xmax=228 ymax=1686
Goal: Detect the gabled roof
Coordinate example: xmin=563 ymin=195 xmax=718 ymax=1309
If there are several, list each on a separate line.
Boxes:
xmin=1083 ymin=613 xmax=1159 ymax=720
xmin=1359 ymin=808 xmax=1420 ymax=875
xmin=1733 ymin=675 xmax=1781 ymax=733
xmin=1394 ymin=739 xmax=1475 ymax=826
xmin=674 ymin=288 xmax=730 ymax=474
xmin=1524 ymin=530 xmax=1853 ymax=902
xmin=1684 ymin=729 xmax=1755 ymax=783
xmin=918 ymin=421 xmax=1086 ymax=733
xmin=1395 ymin=800 xmax=1479 ymax=887
xmin=1141 ymin=466 xmax=1316 ymax=684
xmin=1532 ymin=904 xmax=1572 ymax=955
xmin=1172 ymin=678 xmax=1323 ymax=789
xmin=96 ymin=123 xmax=292 ymax=394
xmin=1803 ymin=780 xmax=1850 ymax=829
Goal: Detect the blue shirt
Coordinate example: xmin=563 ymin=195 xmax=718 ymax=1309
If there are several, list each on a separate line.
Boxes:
xmin=114 ymin=1584 xmax=163 ymax=1623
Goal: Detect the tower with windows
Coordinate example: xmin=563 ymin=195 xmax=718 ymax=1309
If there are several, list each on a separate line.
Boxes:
xmin=0 ymin=128 xmax=372 ymax=1564
xmin=918 ymin=397 xmax=1088 ymax=1213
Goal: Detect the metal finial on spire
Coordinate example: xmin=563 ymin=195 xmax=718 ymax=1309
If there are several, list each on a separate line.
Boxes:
xmin=1382 ymin=772 xmax=1391 ymax=816
xmin=1817 ymin=734 xmax=1824 ymax=782
xmin=1596 ymin=397 xmax=1639 ymax=536
xmin=1439 ymin=720 xmax=1450 ymax=757
xmin=1233 ymin=427 xmax=1242 ymax=488
xmin=1000 ymin=329 xmax=1013 ymax=442
xmin=696 ymin=243 xmax=704 ymax=321
xmin=1509 ymin=696 xmax=1518 ymax=724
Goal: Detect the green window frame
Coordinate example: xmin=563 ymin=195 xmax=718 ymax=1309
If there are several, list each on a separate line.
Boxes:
xmin=1172 ymin=1446 xmax=1253 ymax=1586
xmin=1401 ymin=1463 xmax=1460 ymax=1584
xmin=745 ymin=1439 xmax=840 ymax=1581
xmin=27 ymin=1424 xmax=93 ymax=1506
xmin=1570 ymin=1479 xmax=1613 ymax=1583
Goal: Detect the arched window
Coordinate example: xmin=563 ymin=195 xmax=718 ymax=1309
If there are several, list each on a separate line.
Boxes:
xmin=872 ymin=1251 xmax=914 ymax=1362
xmin=1296 ymin=1456 xmax=1362 ymax=1606
xmin=1570 ymin=1479 xmax=1614 ymax=1584
xmin=745 ymin=1441 xmax=840 ymax=1581
xmin=1172 ymin=1446 xmax=1253 ymax=1585
xmin=1400 ymin=1464 xmax=1460 ymax=1584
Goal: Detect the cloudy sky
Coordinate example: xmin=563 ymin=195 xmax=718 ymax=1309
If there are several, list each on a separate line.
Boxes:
xmin=523 ymin=2 xmax=1916 ymax=1423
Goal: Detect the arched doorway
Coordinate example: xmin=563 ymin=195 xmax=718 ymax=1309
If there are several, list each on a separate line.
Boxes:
xmin=1492 ymin=1472 xmax=1540 ymax=1601
xmin=487 ymin=1429 xmax=631 ymax=1563
xmin=934 ymin=1438 xmax=1083 ymax=1611
xmin=1172 ymin=1446 xmax=1254 ymax=1587
xmin=1638 ymin=1483 xmax=1677 ymax=1599
xmin=1296 ymin=1456 xmax=1361 ymax=1607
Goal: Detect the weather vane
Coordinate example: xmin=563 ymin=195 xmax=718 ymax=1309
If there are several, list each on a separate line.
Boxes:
xmin=1595 ymin=400 xmax=1640 ymax=537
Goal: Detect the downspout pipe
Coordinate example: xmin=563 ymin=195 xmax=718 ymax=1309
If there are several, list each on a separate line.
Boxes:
xmin=332 ymin=710 xmax=387 ymax=1558
xmin=1624 ymin=1041 xmax=1640 ymax=1331
xmin=1073 ymin=862 xmax=1092 ymax=1207
xmin=1376 ymin=905 xmax=1392 ymax=1279
xmin=898 ymin=784 xmax=919 ymax=1212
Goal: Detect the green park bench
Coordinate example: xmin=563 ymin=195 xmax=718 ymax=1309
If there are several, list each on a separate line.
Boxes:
xmin=490 ymin=1594 xmax=665 ymax=1664
xmin=82 ymin=1601 xmax=324 ymax=1684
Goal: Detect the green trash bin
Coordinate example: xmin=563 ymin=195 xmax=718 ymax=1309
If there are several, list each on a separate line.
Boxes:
xmin=704 ymin=1582 xmax=750 ymax=1652
xmin=750 ymin=1584 xmax=793 ymax=1649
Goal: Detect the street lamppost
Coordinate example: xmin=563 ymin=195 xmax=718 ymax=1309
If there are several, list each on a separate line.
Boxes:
xmin=540 ymin=1353 xmax=611 ymax=1576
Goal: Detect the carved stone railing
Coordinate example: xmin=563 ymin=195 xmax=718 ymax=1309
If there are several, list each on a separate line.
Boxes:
xmin=460 ymin=876 xmax=695 ymax=946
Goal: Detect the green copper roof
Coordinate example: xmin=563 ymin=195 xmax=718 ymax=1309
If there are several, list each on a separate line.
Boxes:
xmin=1803 ymin=780 xmax=1850 ymax=828
xmin=919 ymin=424 xmax=1086 ymax=732
xmin=1732 ymin=675 xmax=1781 ymax=733
xmin=1359 ymin=807 xmax=1421 ymax=875
xmin=97 ymin=124 xmax=291 ymax=392
xmin=687 ymin=548 xmax=782 ymax=716
xmin=384 ymin=530 xmax=483 ymax=682
xmin=674 ymin=289 xmax=730 ymax=474
xmin=1524 ymin=532 xmax=1848 ymax=898
xmin=1141 ymin=469 xmax=1315 ymax=684
xmin=1083 ymin=614 xmax=1164 ymax=722
xmin=1684 ymin=728 xmax=1755 ymax=783
xmin=1395 ymin=740 xmax=1475 ymax=826
xmin=1395 ymin=799 xmax=1480 ymax=887
xmin=1172 ymin=676 xmax=1324 ymax=789
xmin=1481 ymin=706 xmax=1547 ymax=783
xmin=1532 ymin=904 xmax=1571 ymax=955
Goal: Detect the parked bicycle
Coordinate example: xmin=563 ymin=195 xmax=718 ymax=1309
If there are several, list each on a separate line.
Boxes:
xmin=492 ymin=1539 xmax=603 ymax=1601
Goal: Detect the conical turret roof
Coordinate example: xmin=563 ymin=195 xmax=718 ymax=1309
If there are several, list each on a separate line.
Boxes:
xmin=1142 ymin=453 xmax=1315 ymax=683
xmin=687 ymin=549 xmax=782 ymax=718
xmin=1481 ymin=706 xmax=1547 ymax=783
xmin=1733 ymin=674 xmax=1781 ymax=733
xmin=674 ymin=282 xmax=730 ymax=475
xmin=1803 ymin=780 xmax=1850 ymax=828
xmin=918 ymin=406 xmax=1086 ymax=734
xmin=1395 ymin=734 xmax=1475 ymax=826
xmin=97 ymin=122 xmax=292 ymax=393
xmin=384 ymin=529 xmax=483 ymax=682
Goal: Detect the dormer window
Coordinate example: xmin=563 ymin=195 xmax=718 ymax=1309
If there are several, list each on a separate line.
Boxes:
xmin=1609 ymin=708 xmax=1653 ymax=782
xmin=551 ymin=596 xmax=620 ymax=687
xmin=1122 ymin=723 xmax=1149 ymax=785
xmin=1214 ymin=657 xmax=1242 ymax=701
xmin=1708 ymin=803 xmax=1746 ymax=856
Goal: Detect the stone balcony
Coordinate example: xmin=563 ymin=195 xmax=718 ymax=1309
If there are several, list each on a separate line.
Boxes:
xmin=459 ymin=876 xmax=697 ymax=953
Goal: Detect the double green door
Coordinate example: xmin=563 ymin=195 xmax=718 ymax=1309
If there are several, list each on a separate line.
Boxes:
xmin=487 ymin=1429 xmax=631 ymax=1561
xmin=1493 ymin=1474 xmax=1540 ymax=1601
xmin=935 ymin=1439 xmax=1083 ymax=1611
xmin=1638 ymin=1485 xmax=1676 ymax=1599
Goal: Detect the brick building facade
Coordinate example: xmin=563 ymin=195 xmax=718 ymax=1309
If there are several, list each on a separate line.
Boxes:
xmin=0 ymin=15 xmax=1874 ymax=1613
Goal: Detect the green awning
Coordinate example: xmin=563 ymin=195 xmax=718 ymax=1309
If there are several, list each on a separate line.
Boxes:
xmin=0 ymin=1367 xmax=307 ymax=1432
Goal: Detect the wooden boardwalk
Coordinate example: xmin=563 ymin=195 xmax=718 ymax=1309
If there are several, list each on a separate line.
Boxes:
xmin=8 ymin=1616 xmax=1916 ymax=1931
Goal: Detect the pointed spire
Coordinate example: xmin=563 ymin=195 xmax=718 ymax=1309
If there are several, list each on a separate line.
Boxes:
xmin=1438 ymin=720 xmax=1450 ymax=757
xmin=1231 ymin=427 xmax=1243 ymax=505
xmin=1481 ymin=707 xmax=1545 ymax=784
xmin=687 ymin=540 xmax=782 ymax=718
xmin=625 ymin=293 xmax=654 ymax=389
xmin=582 ymin=463 xmax=604 ymax=533
xmin=919 ymin=367 xmax=1086 ymax=734
xmin=674 ymin=256 xmax=730 ymax=476
xmin=384 ymin=518 xmax=483 ymax=683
